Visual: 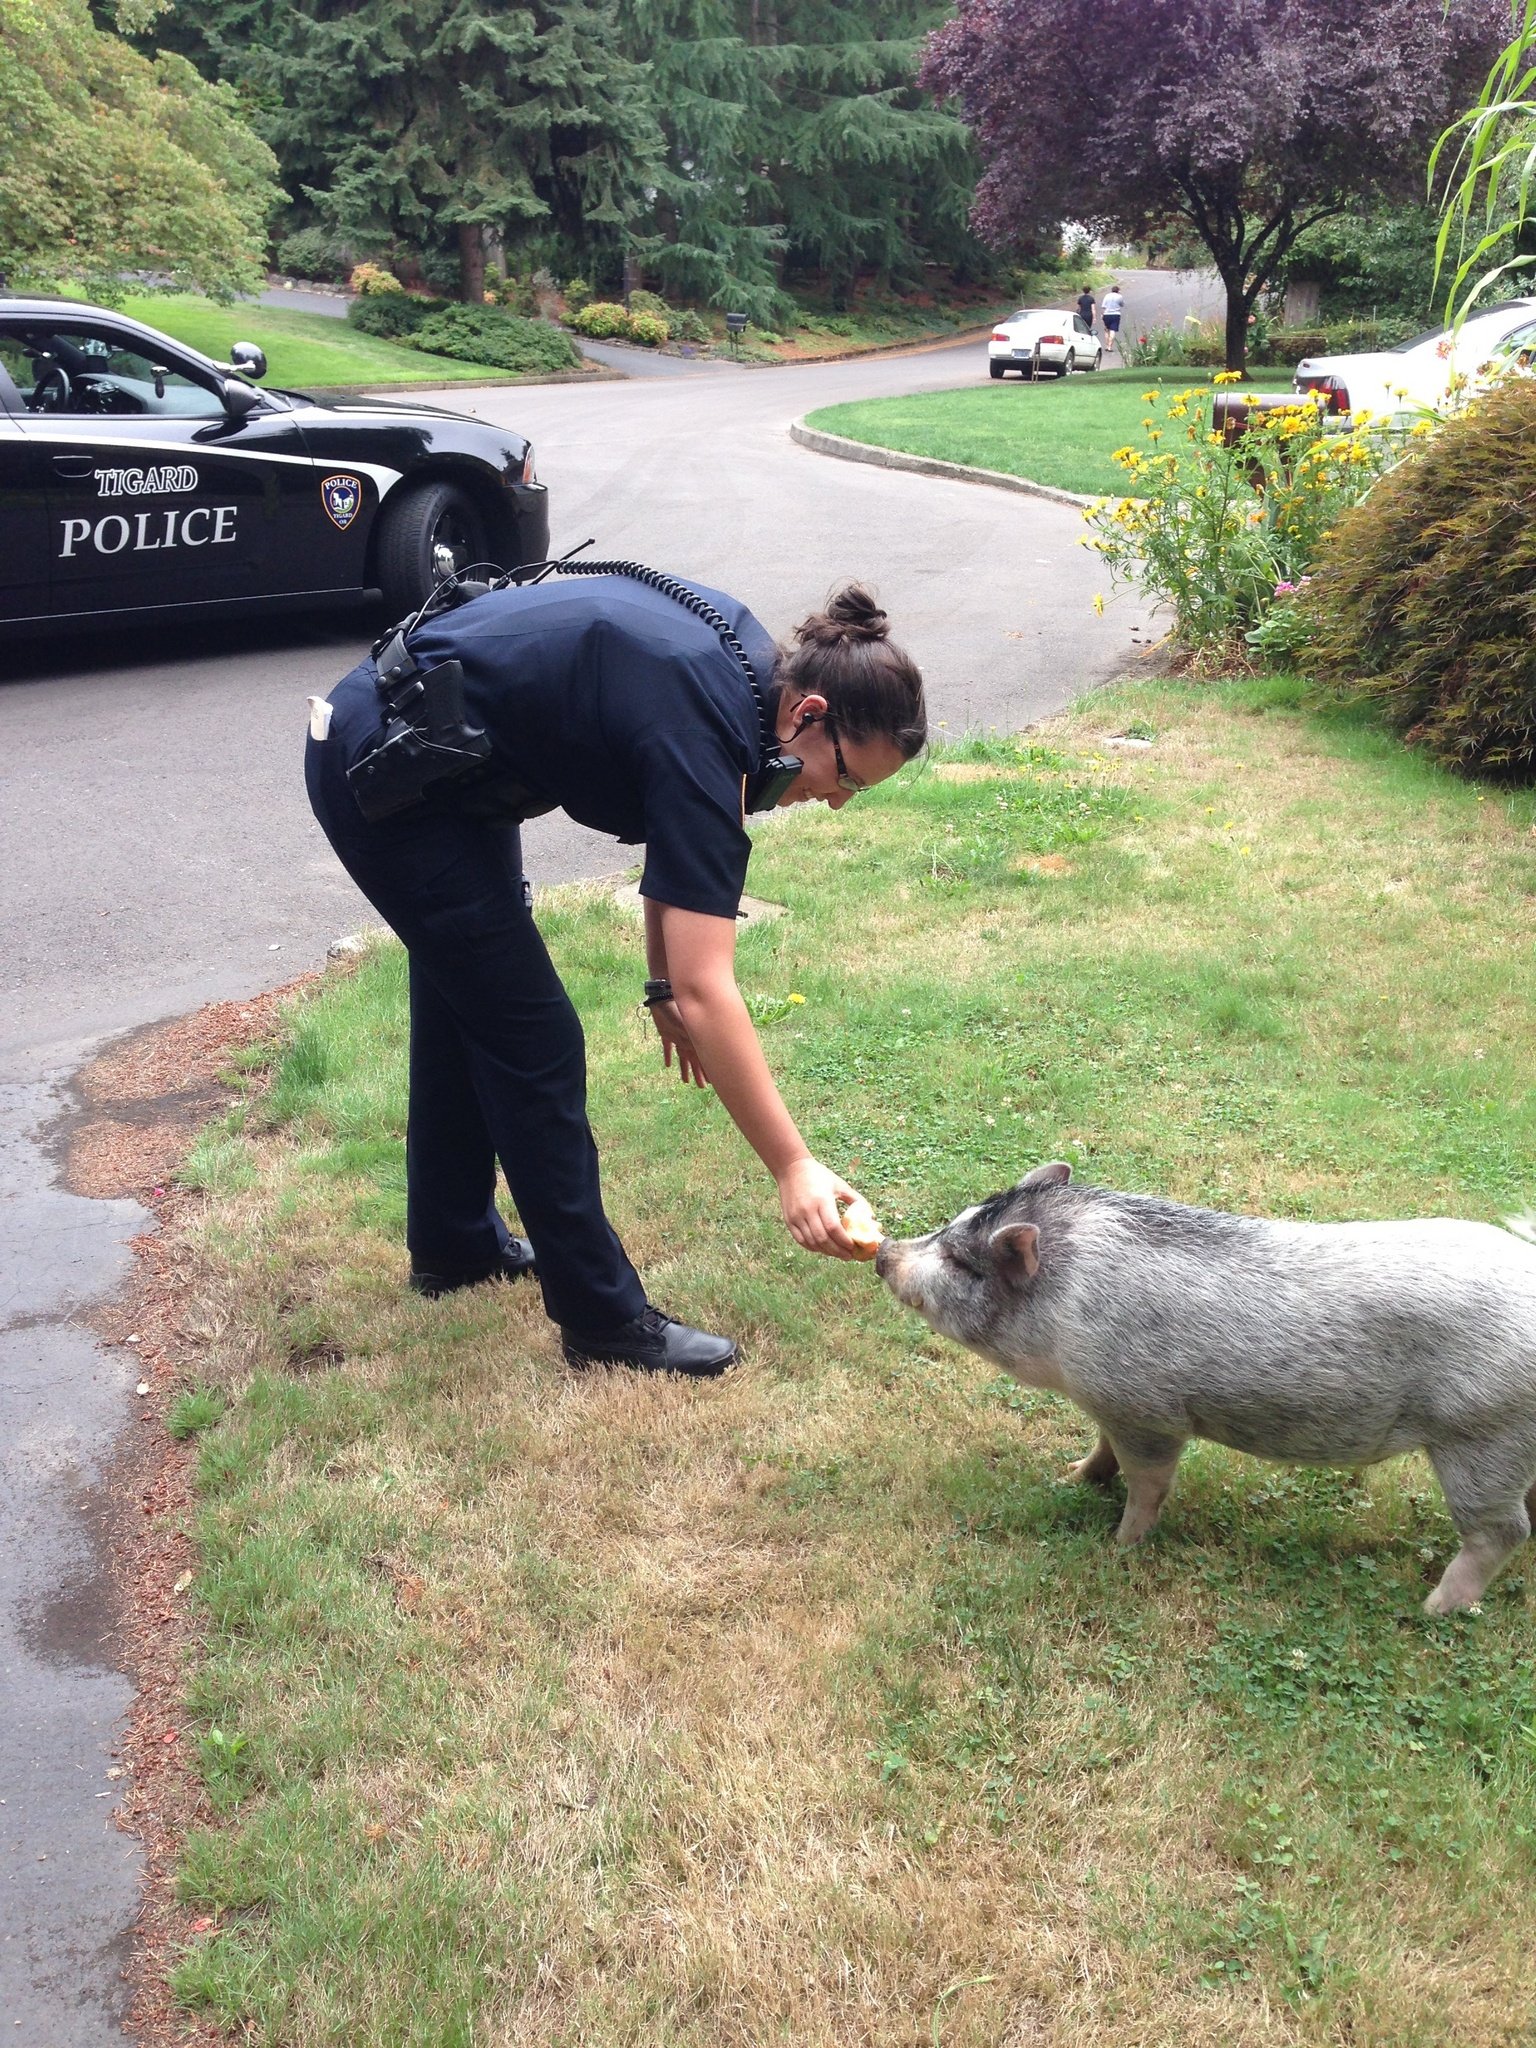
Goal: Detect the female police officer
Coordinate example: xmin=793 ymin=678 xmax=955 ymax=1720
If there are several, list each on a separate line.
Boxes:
xmin=305 ymin=566 xmax=926 ymax=1376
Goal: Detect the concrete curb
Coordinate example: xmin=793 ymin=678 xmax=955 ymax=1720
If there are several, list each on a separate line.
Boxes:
xmin=789 ymin=420 xmax=1095 ymax=510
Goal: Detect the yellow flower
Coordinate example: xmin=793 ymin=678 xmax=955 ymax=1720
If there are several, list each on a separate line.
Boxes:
xmin=787 ymin=992 xmax=805 ymax=1004
xmin=1212 ymin=369 xmax=1244 ymax=385
xmin=1092 ymin=593 xmax=1105 ymax=616
xmin=1142 ymin=389 xmax=1159 ymax=402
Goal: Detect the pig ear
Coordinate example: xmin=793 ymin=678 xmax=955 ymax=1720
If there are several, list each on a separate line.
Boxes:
xmin=1019 ymin=1160 xmax=1072 ymax=1190
xmin=989 ymin=1222 xmax=1040 ymax=1281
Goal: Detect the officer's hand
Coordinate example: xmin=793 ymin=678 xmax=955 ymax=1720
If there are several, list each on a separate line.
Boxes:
xmin=652 ymin=999 xmax=711 ymax=1089
xmin=777 ymin=1156 xmax=862 ymax=1258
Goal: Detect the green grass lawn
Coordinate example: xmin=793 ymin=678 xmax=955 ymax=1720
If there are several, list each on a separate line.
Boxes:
xmin=807 ymin=369 xmax=1295 ymax=497
xmin=159 ymin=681 xmax=1536 ymax=2046
xmin=118 ymin=293 xmax=559 ymax=389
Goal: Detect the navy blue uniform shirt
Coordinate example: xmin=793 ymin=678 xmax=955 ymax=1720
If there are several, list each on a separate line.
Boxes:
xmin=401 ymin=575 xmax=777 ymax=920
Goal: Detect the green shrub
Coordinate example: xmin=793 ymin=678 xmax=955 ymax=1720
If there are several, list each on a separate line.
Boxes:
xmin=563 ymin=276 xmax=593 ymax=316
xmin=346 ymin=293 xmax=441 ymax=340
xmin=673 ymin=308 xmax=711 ymax=345
xmin=486 ymin=274 xmax=539 ymax=317
xmin=349 ymin=262 xmax=404 ymax=296
xmin=406 ymin=304 xmax=580 ymax=374
xmin=628 ymin=310 xmax=669 ymax=346
xmin=1124 ymin=324 xmax=1189 ymax=366
xmin=273 ymin=227 xmax=358 ymax=284
xmin=627 ymin=289 xmax=671 ymax=320
xmin=1254 ymin=318 xmax=1421 ymax=368
xmin=571 ymin=301 xmax=631 ymax=340
xmin=1182 ymin=318 xmax=1226 ymax=367
xmin=1302 ymin=375 xmax=1536 ymax=778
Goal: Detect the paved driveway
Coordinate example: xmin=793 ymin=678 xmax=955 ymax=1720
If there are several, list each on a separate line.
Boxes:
xmin=0 ymin=322 xmax=1160 ymax=2043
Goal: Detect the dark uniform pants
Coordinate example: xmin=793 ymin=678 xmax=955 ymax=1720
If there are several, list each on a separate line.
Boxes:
xmin=305 ymin=673 xmax=646 ymax=1333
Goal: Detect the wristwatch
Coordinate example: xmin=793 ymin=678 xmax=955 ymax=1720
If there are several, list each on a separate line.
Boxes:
xmin=642 ymin=978 xmax=674 ymax=1008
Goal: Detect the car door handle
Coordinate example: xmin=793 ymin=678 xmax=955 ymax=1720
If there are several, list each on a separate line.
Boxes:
xmin=52 ymin=455 xmax=96 ymax=478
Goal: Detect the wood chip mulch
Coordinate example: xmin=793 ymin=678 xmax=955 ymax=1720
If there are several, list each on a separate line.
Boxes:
xmin=70 ymin=975 xmax=323 ymax=2045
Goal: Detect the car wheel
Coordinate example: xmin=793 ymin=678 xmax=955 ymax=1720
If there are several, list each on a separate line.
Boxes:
xmin=1091 ymin=349 xmax=1103 ymax=372
xmin=377 ymin=479 xmax=489 ymax=616
xmin=989 ymin=361 xmax=1005 ymax=379
xmin=1062 ymin=351 xmax=1076 ymax=376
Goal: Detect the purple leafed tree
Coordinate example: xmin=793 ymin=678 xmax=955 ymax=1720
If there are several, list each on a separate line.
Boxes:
xmin=921 ymin=0 xmax=1507 ymax=369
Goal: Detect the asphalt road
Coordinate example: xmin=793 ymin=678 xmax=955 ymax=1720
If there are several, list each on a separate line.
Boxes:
xmin=3 ymin=331 xmax=1175 ymax=1062
xmin=0 ymin=296 xmax=1204 ymax=2040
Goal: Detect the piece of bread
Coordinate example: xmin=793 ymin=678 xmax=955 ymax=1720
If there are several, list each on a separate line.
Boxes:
xmin=841 ymin=1195 xmax=883 ymax=1260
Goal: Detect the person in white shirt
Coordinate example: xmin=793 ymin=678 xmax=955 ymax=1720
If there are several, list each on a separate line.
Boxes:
xmin=1101 ymin=285 xmax=1125 ymax=352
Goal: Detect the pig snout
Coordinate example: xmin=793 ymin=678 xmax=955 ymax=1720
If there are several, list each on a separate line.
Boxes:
xmin=873 ymin=1236 xmax=921 ymax=1307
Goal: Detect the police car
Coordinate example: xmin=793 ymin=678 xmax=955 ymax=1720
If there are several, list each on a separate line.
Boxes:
xmin=0 ymin=297 xmax=549 ymax=634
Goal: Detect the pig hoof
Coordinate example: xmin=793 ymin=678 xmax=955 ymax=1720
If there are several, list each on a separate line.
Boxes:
xmin=1423 ymin=1583 xmax=1476 ymax=1617
xmin=1066 ymin=1457 xmax=1118 ymax=1489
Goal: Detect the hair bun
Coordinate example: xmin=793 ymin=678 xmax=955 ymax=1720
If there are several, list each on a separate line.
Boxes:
xmin=795 ymin=582 xmax=889 ymax=648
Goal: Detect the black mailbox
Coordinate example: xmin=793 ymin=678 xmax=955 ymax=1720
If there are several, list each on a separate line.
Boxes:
xmin=725 ymin=312 xmax=749 ymax=338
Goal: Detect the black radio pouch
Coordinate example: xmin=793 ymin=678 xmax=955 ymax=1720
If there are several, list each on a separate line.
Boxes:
xmin=347 ymin=627 xmax=493 ymax=822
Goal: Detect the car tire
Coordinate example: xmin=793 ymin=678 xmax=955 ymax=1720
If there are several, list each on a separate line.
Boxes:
xmin=1090 ymin=349 xmax=1103 ymax=372
xmin=1062 ymin=351 xmax=1076 ymax=377
xmin=989 ymin=361 xmax=1005 ymax=379
xmin=377 ymin=479 xmax=489 ymax=616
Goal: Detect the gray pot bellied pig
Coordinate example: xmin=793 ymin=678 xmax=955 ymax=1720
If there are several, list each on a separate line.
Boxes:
xmin=874 ymin=1164 xmax=1536 ymax=1613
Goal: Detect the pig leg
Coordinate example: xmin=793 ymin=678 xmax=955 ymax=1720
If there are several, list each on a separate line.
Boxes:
xmin=1109 ymin=1432 xmax=1187 ymax=1547
xmin=1424 ymin=1444 xmax=1534 ymax=1615
xmin=1067 ymin=1433 xmax=1121 ymax=1488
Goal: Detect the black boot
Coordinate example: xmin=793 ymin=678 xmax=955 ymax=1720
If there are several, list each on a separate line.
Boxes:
xmin=409 ymin=1238 xmax=536 ymax=1299
xmin=561 ymin=1304 xmax=737 ymax=1377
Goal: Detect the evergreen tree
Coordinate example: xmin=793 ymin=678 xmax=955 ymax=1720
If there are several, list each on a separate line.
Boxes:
xmin=765 ymin=0 xmax=980 ymax=300
xmin=620 ymin=0 xmax=787 ymax=320
xmin=158 ymin=0 xmax=664 ymax=300
xmin=625 ymin=0 xmax=981 ymax=316
xmin=154 ymin=0 xmax=987 ymax=311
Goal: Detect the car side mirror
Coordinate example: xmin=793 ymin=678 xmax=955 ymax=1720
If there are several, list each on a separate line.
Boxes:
xmin=221 ymin=377 xmax=261 ymax=419
xmin=229 ymin=341 xmax=267 ymax=380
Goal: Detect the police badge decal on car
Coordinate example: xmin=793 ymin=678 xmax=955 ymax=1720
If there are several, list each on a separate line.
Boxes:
xmin=321 ymin=474 xmax=363 ymax=530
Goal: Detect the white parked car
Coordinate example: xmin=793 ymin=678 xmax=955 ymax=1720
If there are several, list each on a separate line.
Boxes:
xmin=988 ymin=308 xmax=1102 ymax=379
xmin=1293 ymin=299 xmax=1536 ymax=420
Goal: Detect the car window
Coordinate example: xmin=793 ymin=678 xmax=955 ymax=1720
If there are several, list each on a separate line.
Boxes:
xmin=5 ymin=326 xmax=226 ymax=418
xmin=0 ymin=332 xmax=33 ymax=395
xmin=1488 ymin=317 xmax=1536 ymax=363
xmin=1390 ymin=326 xmax=1449 ymax=354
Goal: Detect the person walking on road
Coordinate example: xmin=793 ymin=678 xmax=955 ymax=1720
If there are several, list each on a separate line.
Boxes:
xmin=1075 ymin=283 xmax=1096 ymax=331
xmin=305 ymin=569 xmax=927 ymax=1378
xmin=1101 ymin=283 xmax=1125 ymax=353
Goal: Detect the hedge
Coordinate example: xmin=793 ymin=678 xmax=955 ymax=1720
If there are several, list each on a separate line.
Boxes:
xmin=1303 ymin=374 xmax=1536 ymax=779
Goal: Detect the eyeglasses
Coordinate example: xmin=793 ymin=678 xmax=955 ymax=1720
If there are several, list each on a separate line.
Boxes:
xmin=824 ymin=716 xmax=866 ymax=796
